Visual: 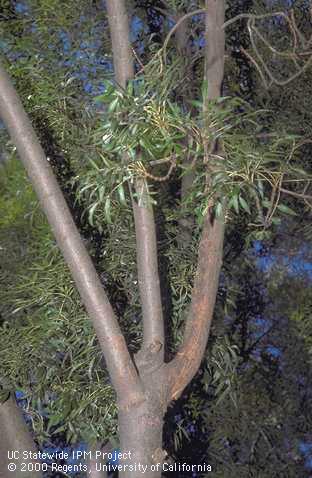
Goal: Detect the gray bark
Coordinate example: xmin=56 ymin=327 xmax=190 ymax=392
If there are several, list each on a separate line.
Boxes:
xmin=0 ymin=396 xmax=41 ymax=478
xmin=118 ymin=398 xmax=164 ymax=478
xmin=166 ymin=0 xmax=225 ymax=401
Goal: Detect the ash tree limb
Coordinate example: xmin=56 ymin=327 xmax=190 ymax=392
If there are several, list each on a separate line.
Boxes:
xmin=0 ymin=62 xmax=144 ymax=407
xmin=166 ymin=215 xmax=225 ymax=401
xmin=204 ymin=0 xmax=225 ymax=101
xmin=132 ymin=180 xmax=164 ymax=359
xmin=106 ymin=5 xmax=168 ymax=475
xmin=166 ymin=0 xmax=225 ymax=402
xmin=175 ymin=13 xmax=196 ymax=247
xmin=106 ymin=0 xmax=134 ymax=88
xmin=106 ymin=0 xmax=165 ymax=361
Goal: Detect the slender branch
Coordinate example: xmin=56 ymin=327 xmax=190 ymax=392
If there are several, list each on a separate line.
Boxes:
xmin=153 ymin=6 xmax=174 ymax=20
xmin=223 ymin=11 xmax=312 ymax=87
xmin=222 ymin=11 xmax=288 ymax=30
xmin=280 ymin=187 xmax=312 ymax=201
xmin=175 ymin=12 xmax=196 ymax=246
xmin=168 ymin=214 xmax=224 ymax=401
xmin=166 ymin=0 xmax=225 ymax=402
xmin=289 ymin=9 xmax=307 ymax=49
xmin=0 ymin=62 xmax=143 ymax=406
xmin=106 ymin=0 xmax=165 ymax=357
xmin=241 ymin=47 xmax=270 ymax=89
xmin=162 ymin=9 xmax=205 ymax=60
xmin=106 ymin=0 xmax=134 ymax=88
xmin=245 ymin=325 xmax=275 ymax=357
xmin=248 ymin=17 xmax=312 ymax=86
xmin=150 ymin=7 xmax=312 ymax=94
xmin=132 ymin=179 xmax=164 ymax=354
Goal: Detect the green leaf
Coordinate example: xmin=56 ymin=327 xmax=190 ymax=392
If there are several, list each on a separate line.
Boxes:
xmin=117 ymin=184 xmax=126 ymax=205
xmin=190 ymin=100 xmax=203 ymax=109
xmin=216 ymin=386 xmax=231 ymax=406
xmin=88 ymin=201 xmax=99 ymax=226
xmin=262 ymin=199 xmax=272 ymax=209
xmin=201 ymin=79 xmax=208 ymax=101
xmin=290 ymin=167 xmax=310 ymax=177
xmin=47 ymin=413 xmax=62 ymax=430
xmin=99 ymin=153 xmax=112 ymax=168
xmin=88 ymin=158 xmax=100 ymax=171
xmin=215 ymin=202 xmax=223 ymax=218
xmin=98 ymin=186 xmax=105 ymax=202
xmin=104 ymin=197 xmax=112 ymax=223
xmin=276 ymin=203 xmax=297 ymax=216
xmin=271 ymin=217 xmax=282 ymax=225
xmin=256 ymin=180 xmax=264 ymax=199
xmin=108 ymin=97 xmax=119 ymax=112
xmin=239 ymin=196 xmax=251 ymax=214
xmin=212 ymin=171 xmax=228 ymax=186
xmin=139 ymin=137 xmax=155 ymax=157
xmin=229 ymin=194 xmax=239 ymax=214
xmin=94 ymin=94 xmax=106 ymax=103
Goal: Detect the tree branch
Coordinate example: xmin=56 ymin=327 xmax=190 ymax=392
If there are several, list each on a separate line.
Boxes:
xmin=106 ymin=0 xmax=134 ymax=88
xmin=280 ymin=187 xmax=312 ymax=201
xmin=204 ymin=0 xmax=225 ymax=100
xmin=106 ymin=0 xmax=165 ymax=359
xmin=132 ymin=179 xmax=164 ymax=356
xmin=175 ymin=13 xmax=196 ymax=246
xmin=162 ymin=9 xmax=205 ymax=61
xmin=223 ymin=11 xmax=312 ymax=87
xmin=166 ymin=0 xmax=225 ymax=402
xmin=167 ymin=213 xmax=224 ymax=400
xmin=0 ymin=62 xmax=143 ymax=407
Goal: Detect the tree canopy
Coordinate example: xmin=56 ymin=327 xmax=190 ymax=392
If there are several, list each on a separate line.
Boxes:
xmin=0 ymin=0 xmax=311 ymax=476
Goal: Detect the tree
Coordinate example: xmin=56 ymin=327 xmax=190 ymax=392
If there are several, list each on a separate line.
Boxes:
xmin=0 ymin=0 xmax=311 ymax=476
xmin=0 ymin=396 xmax=41 ymax=478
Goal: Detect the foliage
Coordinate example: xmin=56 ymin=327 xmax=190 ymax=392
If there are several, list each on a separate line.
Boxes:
xmin=76 ymin=76 xmax=310 ymax=241
xmin=0 ymin=0 xmax=311 ymax=475
xmin=0 ymin=159 xmax=118 ymax=445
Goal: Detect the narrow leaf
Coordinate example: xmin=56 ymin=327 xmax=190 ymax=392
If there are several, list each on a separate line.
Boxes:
xmin=239 ymin=196 xmax=251 ymax=214
xmin=276 ymin=203 xmax=297 ymax=216
xmin=105 ymin=197 xmax=112 ymax=223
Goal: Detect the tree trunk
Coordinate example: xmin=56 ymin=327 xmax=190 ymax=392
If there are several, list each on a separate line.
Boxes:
xmin=118 ymin=399 xmax=164 ymax=478
xmin=0 ymin=396 xmax=41 ymax=478
xmin=87 ymin=443 xmax=108 ymax=478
